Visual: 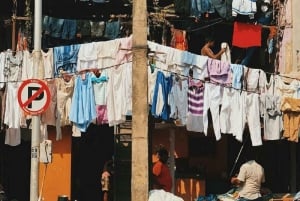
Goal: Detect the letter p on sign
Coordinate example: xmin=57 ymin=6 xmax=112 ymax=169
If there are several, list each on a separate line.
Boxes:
xmin=18 ymin=79 xmax=51 ymax=115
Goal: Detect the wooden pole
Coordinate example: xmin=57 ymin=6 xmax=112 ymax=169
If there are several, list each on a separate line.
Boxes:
xmin=11 ymin=15 xmax=31 ymax=51
xmin=132 ymin=0 xmax=149 ymax=200
xmin=11 ymin=14 xmax=16 ymax=51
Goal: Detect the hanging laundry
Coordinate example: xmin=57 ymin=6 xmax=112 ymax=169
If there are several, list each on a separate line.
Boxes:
xmin=41 ymin=79 xmax=60 ymax=140
xmin=104 ymin=18 xmax=120 ymax=40
xmin=53 ymin=44 xmax=80 ymax=77
xmin=219 ymin=64 xmax=244 ymax=134
xmin=186 ymin=79 xmax=204 ymax=132
xmin=274 ymin=75 xmax=300 ymax=100
xmin=169 ymin=75 xmax=189 ymax=126
xmin=2 ymin=51 xmax=23 ymax=146
xmin=170 ymin=29 xmax=188 ymax=51
xmin=257 ymin=1 xmax=273 ymax=26
xmin=56 ymin=76 xmax=75 ymax=128
xmin=203 ymin=83 xmax=223 ymax=140
xmin=41 ymin=79 xmax=57 ymax=126
xmin=91 ymin=69 xmax=109 ymax=125
xmin=207 ymin=58 xmax=231 ymax=85
xmin=21 ymin=50 xmax=34 ymax=80
xmin=106 ymin=63 xmax=132 ymax=126
xmin=43 ymin=16 xmax=65 ymax=39
xmin=0 ymin=52 xmax=6 ymax=89
xmin=266 ymin=26 xmax=277 ymax=60
xmin=281 ymin=97 xmax=300 ymax=143
xmin=96 ymin=39 xmax=120 ymax=69
xmin=232 ymin=22 xmax=262 ymax=48
xmin=220 ymin=42 xmax=231 ymax=63
xmin=243 ymin=67 xmax=267 ymax=93
xmin=151 ymin=71 xmax=173 ymax=121
xmin=220 ymin=88 xmax=241 ymax=135
xmin=190 ymin=0 xmax=215 ymax=18
xmin=61 ymin=19 xmax=77 ymax=40
xmin=16 ymin=27 xmax=28 ymax=51
xmin=148 ymin=65 xmax=158 ymax=105
xmin=235 ymin=91 xmax=262 ymax=146
xmin=211 ymin=0 xmax=233 ymax=19
xmin=90 ymin=21 xmax=105 ymax=38
xmin=3 ymin=50 xmax=23 ymax=82
xmin=233 ymin=68 xmax=266 ymax=146
xmin=182 ymin=53 xmax=208 ymax=80
xmin=76 ymin=20 xmax=92 ymax=41
xmin=147 ymin=41 xmax=172 ymax=71
xmin=230 ymin=64 xmax=244 ymax=90
xmin=41 ymin=48 xmax=54 ymax=79
xmin=4 ymin=82 xmax=22 ymax=146
xmin=260 ymin=92 xmax=283 ymax=141
xmin=77 ymin=42 xmax=99 ymax=71
xmin=232 ymin=0 xmax=257 ymax=18
xmin=115 ymin=35 xmax=133 ymax=65
xmin=69 ymin=72 xmax=96 ymax=132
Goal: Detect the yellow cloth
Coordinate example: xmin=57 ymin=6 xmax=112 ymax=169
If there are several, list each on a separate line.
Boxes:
xmin=281 ymin=97 xmax=300 ymax=142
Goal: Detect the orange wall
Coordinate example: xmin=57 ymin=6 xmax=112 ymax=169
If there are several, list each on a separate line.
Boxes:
xmin=151 ymin=126 xmax=228 ymax=179
xmin=39 ymin=126 xmax=72 ymax=201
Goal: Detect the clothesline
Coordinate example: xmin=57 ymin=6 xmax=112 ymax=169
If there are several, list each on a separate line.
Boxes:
xmin=151 ymin=64 xmax=261 ymax=94
xmin=1 ymin=36 xmax=299 ymax=86
xmin=0 ymin=59 xmax=133 ymax=84
xmin=148 ymin=49 xmax=300 ymax=86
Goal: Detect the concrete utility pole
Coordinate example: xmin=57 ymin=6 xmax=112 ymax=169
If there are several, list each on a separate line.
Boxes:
xmin=132 ymin=0 xmax=149 ymax=200
xmin=30 ymin=0 xmax=42 ymax=201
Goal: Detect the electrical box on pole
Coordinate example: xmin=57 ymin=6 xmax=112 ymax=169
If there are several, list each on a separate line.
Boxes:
xmin=40 ymin=140 xmax=52 ymax=164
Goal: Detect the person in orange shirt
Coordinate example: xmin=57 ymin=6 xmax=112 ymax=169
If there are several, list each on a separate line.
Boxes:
xmin=152 ymin=145 xmax=172 ymax=192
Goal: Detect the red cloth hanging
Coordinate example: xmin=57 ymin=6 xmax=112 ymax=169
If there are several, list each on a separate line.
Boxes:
xmin=170 ymin=29 xmax=188 ymax=51
xmin=232 ymin=22 xmax=262 ymax=48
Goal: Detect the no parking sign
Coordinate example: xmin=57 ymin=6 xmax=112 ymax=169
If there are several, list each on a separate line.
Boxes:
xmin=17 ymin=79 xmax=51 ymax=115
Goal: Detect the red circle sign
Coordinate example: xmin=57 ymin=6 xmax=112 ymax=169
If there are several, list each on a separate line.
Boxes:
xmin=17 ymin=79 xmax=51 ymax=115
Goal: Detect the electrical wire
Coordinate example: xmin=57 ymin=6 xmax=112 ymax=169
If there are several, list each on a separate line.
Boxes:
xmin=38 ymin=159 xmax=48 ymax=201
xmin=186 ymin=18 xmax=224 ymax=32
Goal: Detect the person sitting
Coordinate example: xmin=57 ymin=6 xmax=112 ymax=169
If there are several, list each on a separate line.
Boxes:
xmin=231 ymin=147 xmax=265 ymax=201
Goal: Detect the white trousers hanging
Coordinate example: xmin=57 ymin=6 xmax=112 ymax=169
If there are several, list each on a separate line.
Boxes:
xmin=234 ymin=92 xmax=262 ymax=146
xmin=203 ymin=83 xmax=223 ymax=140
xmin=220 ymin=88 xmax=241 ymax=135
